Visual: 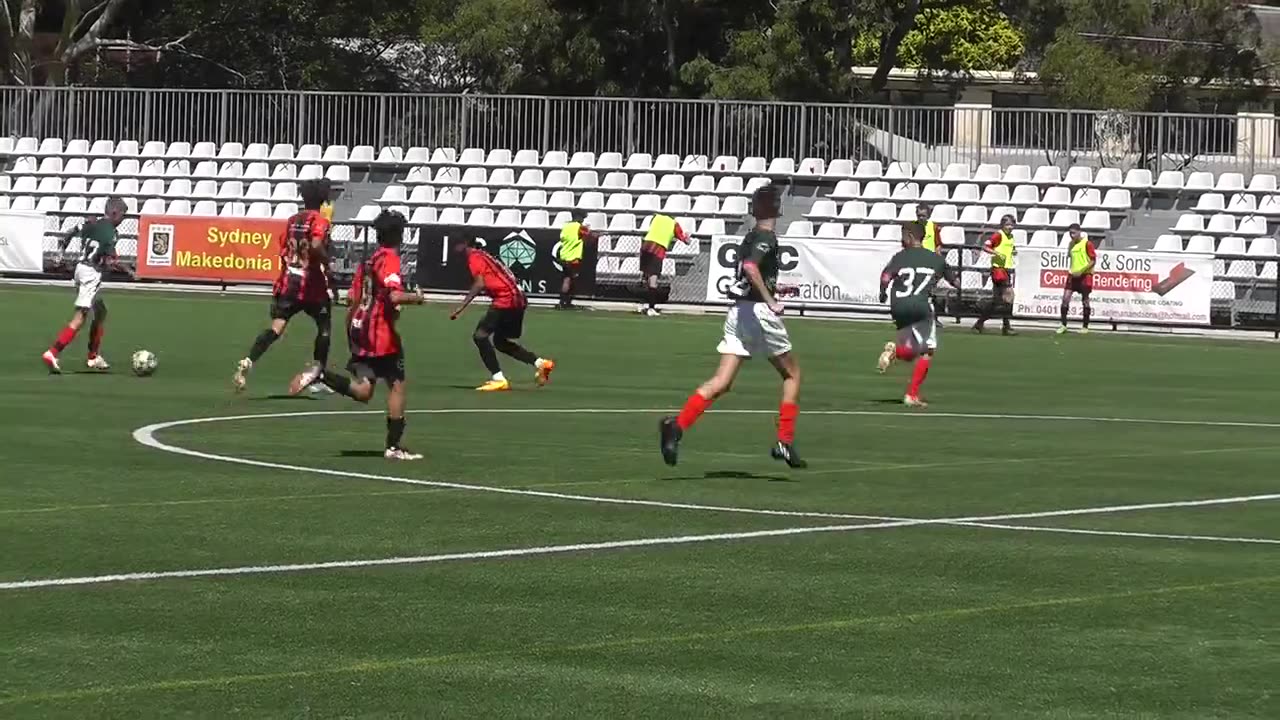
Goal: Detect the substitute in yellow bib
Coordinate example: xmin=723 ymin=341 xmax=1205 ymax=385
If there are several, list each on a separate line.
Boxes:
xmin=915 ymin=204 xmax=944 ymax=253
xmin=974 ymin=214 xmax=1018 ymax=336
xmin=1057 ymin=223 xmax=1097 ymax=335
xmin=557 ymin=210 xmax=598 ymax=310
xmin=639 ymin=213 xmax=691 ymax=316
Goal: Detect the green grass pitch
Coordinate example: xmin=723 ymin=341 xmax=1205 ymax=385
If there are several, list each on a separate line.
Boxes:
xmin=1 ymin=284 xmax=1278 ymax=718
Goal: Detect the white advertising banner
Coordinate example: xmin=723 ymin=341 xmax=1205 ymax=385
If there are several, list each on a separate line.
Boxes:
xmin=1013 ymin=248 xmax=1213 ymax=325
xmin=0 ymin=211 xmax=46 ymax=272
xmin=706 ymin=235 xmax=900 ymax=308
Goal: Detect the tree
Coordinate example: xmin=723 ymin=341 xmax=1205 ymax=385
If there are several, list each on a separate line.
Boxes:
xmin=852 ymin=0 xmax=1025 ymax=75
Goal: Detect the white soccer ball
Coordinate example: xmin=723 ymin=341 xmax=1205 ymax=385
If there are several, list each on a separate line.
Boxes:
xmin=131 ymin=349 xmax=158 ymax=377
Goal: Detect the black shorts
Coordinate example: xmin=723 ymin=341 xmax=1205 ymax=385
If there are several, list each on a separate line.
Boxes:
xmin=561 ymin=260 xmax=581 ymax=279
xmin=639 ymin=251 xmax=663 ymax=277
xmin=270 ymin=295 xmax=331 ymax=323
xmin=1068 ymin=277 xmax=1093 ymax=295
xmin=347 ymin=352 xmax=405 ymax=385
xmin=477 ymin=306 xmax=525 ymax=339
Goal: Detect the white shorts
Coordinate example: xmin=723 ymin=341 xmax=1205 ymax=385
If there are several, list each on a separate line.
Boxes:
xmin=73 ymin=263 xmax=103 ymax=309
xmin=717 ymin=301 xmax=792 ymax=358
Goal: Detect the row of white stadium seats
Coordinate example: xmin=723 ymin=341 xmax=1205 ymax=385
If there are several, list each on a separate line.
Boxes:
xmin=807 ymin=204 xmax=1113 ymax=230
xmin=1171 ymin=214 xmax=1269 ymax=236
xmin=837 ymin=162 xmax=1280 ymax=194
xmin=1191 ymin=193 xmax=1280 ymax=215
xmin=398 ymin=168 xmax=770 ymax=195
xmin=1154 ymin=235 xmax=1278 ymax=256
xmin=7 ymin=158 xmax=350 ymax=182
xmin=1 ymin=137 xmax=812 ymax=176
xmin=4 ymin=177 xmax=306 ymax=201
xmin=362 ymin=204 xmax=722 ymax=237
xmin=382 ymin=187 xmax=752 ymax=215
xmin=826 ymin=182 xmax=1132 ymax=209
xmin=783 ymin=223 xmax=1104 ymax=245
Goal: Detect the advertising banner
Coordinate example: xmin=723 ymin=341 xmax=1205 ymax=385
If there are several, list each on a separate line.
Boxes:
xmin=416 ymin=225 xmax=597 ymax=296
xmin=705 ymin=235 xmax=899 ymax=308
xmin=0 ymin=211 xmax=47 ymax=272
xmin=137 ymin=215 xmax=280 ymax=283
xmin=1013 ymin=248 xmax=1213 ymax=325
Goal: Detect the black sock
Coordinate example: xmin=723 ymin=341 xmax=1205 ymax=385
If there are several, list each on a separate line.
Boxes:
xmin=248 ymin=329 xmax=279 ymax=362
xmin=648 ymin=286 xmax=659 ymax=310
xmin=559 ymin=292 xmax=569 ymax=307
xmin=386 ymin=416 xmax=405 ymax=449
xmin=320 ymin=369 xmax=354 ymax=398
xmin=474 ymin=335 xmax=502 ymax=375
xmin=313 ymin=331 xmax=330 ymax=365
xmin=1082 ymin=306 xmax=1091 ymax=328
xmin=1060 ymin=305 xmax=1069 ymax=326
xmin=495 ymin=337 xmax=538 ymax=366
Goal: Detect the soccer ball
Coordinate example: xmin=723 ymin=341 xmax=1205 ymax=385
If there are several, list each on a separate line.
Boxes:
xmin=131 ymin=350 xmax=158 ymax=377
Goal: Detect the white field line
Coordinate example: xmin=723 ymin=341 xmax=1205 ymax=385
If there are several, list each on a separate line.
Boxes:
xmin=5 ymin=407 xmax=1271 ymax=591
xmin=957 ymin=522 xmax=1280 ymax=546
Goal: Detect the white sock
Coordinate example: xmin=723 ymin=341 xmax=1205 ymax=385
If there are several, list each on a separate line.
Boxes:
xmin=535 ymin=358 xmax=548 ymax=369
xmin=492 ymin=372 xmax=506 ymax=382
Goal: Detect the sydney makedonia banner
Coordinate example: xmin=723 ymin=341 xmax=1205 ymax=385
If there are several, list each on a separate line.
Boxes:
xmin=416 ymin=225 xmax=597 ymax=296
xmin=705 ymin=235 xmax=900 ymax=308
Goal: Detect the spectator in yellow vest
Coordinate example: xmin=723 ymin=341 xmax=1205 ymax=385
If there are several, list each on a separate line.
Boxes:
xmin=639 ymin=214 xmax=691 ymax=316
xmin=556 ymin=210 xmax=598 ymax=310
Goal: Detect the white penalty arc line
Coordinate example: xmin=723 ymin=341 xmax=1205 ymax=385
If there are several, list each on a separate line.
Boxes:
xmin=2 ymin=407 xmax=1276 ymax=591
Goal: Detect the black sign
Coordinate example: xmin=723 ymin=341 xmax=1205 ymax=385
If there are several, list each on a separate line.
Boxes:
xmin=416 ymin=225 xmax=597 ymax=297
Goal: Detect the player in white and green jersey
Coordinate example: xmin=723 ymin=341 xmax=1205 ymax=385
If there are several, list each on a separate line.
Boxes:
xmin=42 ymin=197 xmax=128 ymax=374
xmin=876 ymin=221 xmax=958 ymax=407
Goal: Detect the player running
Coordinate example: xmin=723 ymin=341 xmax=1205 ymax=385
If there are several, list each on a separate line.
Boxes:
xmin=450 ymin=237 xmax=555 ymax=391
xmin=557 ymin=210 xmax=599 ymax=310
xmin=233 ymin=179 xmax=337 ymax=392
xmin=876 ymin=222 xmax=960 ymax=407
xmin=659 ymin=183 xmax=805 ymax=469
xmin=289 ymin=210 xmax=426 ymax=461
xmin=1057 ymin=223 xmax=1097 ymax=335
xmin=43 ymin=197 xmax=129 ymax=373
xmin=973 ymin=213 xmax=1018 ymax=336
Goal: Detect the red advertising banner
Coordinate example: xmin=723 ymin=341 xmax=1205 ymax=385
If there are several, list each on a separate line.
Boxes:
xmin=137 ymin=215 xmax=281 ymax=283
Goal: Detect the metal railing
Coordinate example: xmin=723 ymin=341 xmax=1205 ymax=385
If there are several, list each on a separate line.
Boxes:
xmin=4 ymin=86 xmax=1280 ymax=176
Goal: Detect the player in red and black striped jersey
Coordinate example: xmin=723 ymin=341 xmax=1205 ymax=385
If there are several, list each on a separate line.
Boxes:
xmin=449 ymin=237 xmax=556 ymax=392
xmin=289 ymin=210 xmax=428 ymax=461
xmin=233 ymin=179 xmax=339 ymax=392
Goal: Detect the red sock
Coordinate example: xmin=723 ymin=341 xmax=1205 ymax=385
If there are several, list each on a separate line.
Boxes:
xmin=50 ymin=325 xmax=78 ymax=355
xmin=777 ymin=402 xmax=799 ymax=444
xmin=676 ymin=392 xmax=712 ymax=431
xmin=895 ymin=344 xmax=916 ymax=362
xmin=907 ymin=356 xmax=931 ymax=397
xmin=88 ymin=324 xmax=104 ymax=359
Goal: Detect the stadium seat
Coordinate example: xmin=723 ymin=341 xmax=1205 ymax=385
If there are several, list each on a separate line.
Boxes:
xmin=604 ymin=193 xmax=632 ymax=211
xmin=824 ymin=159 xmax=854 ymax=178
xmin=430 ymin=148 xmax=457 ymax=165
xmin=1248 ymin=237 xmax=1277 ymax=256
xmin=438 ymin=207 xmax=466 ymax=224
xmin=783 ymin=220 xmax=813 ymax=237
xmin=1041 ymin=186 xmax=1071 ymax=208
xmin=241 ymin=143 xmax=267 ymax=161
xmin=861 ymin=181 xmax=890 ymax=201
xmin=875 ymin=224 xmax=902 ymax=243
xmin=459 ymin=148 xmax=486 ymax=166
xmin=162 ymin=199 xmax=190 ymax=215
xmin=1215 ymin=172 xmax=1245 ymax=193
xmin=273 ymin=203 xmax=300 ymax=219
xmin=460 ymin=168 xmax=487 ymax=186
xmin=166 ymin=159 xmax=191 ymax=177
xmin=1050 ymin=209 xmax=1080 ymax=229
xmin=868 ymin=202 xmax=897 ymax=222
xmin=192 ymin=180 xmax=218 ymax=198
xmin=1081 ymin=210 xmax=1110 ymax=232
xmin=990 ymin=205 xmax=1018 ymax=223
xmin=1257 ymin=195 xmax=1280 ymax=216
xmin=806 ymin=200 xmax=838 ymax=219
xmin=1173 ymin=214 xmax=1205 ymax=233
xmin=949 ymin=184 xmax=979 ymax=205
xmin=1063 ymin=166 xmax=1093 ymax=187
xmin=1010 ymin=185 xmax=1040 ymax=206
xmin=141 ymin=160 xmax=166 ymax=178
xmin=930 ymin=205 xmax=958 ymax=223
xmin=691 ymin=195 xmax=719 ymax=215
xmin=461 ymin=187 xmax=490 ymax=207
xmin=243 ymin=162 xmax=269 ymax=180
xmin=958 ymin=205 xmax=988 ymax=226
xmin=139 ymin=178 xmax=165 ymax=197
xmin=829 ymin=180 xmax=860 ymax=199
xmin=838 ymin=200 xmax=867 ymax=220
xmin=1185 ymin=172 xmax=1215 ymax=192
xmin=664 ymin=194 xmax=692 ymax=214
xmin=1155 ymin=171 xmax=1185 ymax=192
xmin=406 ymin=206 xmax=434 ymax=225
xmin=817 ymin=222 xmax=844 ymax=238
xmin=1029 ymin=230 xmax=1057 ymax=248
xmin=1000 ymin=165 xmax=1030 ymax=184
xmin=1094 ymin=168 xmax=1123 ymax=187
xmin=628 ymin=173 xmax=656 ymax=192
xmin=892 ymin=182 xmax=919 ymax=201
xmin=115 ymin=159 xmax=140 ymax=178
xmin=1260 ymin=262 xmax=1278 ymax=280
xmin=845 ymin=223 xmax=873 ymax=240
xmin=771 ymin=157 xmax=799 ymax=175
xmin=247 ymin=202 xmax=272 ymax=218
xmin=313 ymin=144 xmax=341 ymax=162
xmin=697 ymin=218 xmax=726 ymax=236
xmin=921 ymin=183 xmax=951 ymax=203
xmin=495 ymin=208 xmax=522 ymax=226
xmin=35 ymin=195 xmax=60 ymax=213
xmin=325 ymin=165 xmax=350 ymax=183
xmin=1153 ymin=234 xmax=1183 ymax=253
xmin=1227 ymin=194 xmax=1256 ymax=214
xmin=657 ymin=174 xmax=685 ymax=193
xmin=913 ymin=163 xmax=941 ymax=181
xmin=1185 ymin=235 xmax=1215 ymax=254
xmin=1205 ymin=214 xmax=1236 ymax=234
xmin=1247 ymin=174 xmax=1277 ymax=193
xmin=1122 ymin=169 xmax=1152 ymax=190
xmin=1022 ymin=208 xmax=1051 ymax=227
xmin=979 ymin=184 xmax=1010 ymax=205
xmin=608 ymin=213 xmax=637 ymax=232
xmin=1101 ymin=189 xmax=1132 ymax=211
xmin=687 ymin=175 xmax=715 ymax=194
xmin=739 ymin=157 xmax=766 ymax=175
xmin=1070 ymin=188 xmax=1101 ymax=209
xmin=721 ymin=196 xmax=748 ymax=216
xmin=884 ymin=162 xmax=912 ymax=180
xmin=217 ymin=181 xmax=243 ymax=200
xmin=163 ymin=179 xmax=191 ymax=198
xmin=273 ymin=183 xmax=300 ymax=202
xmin=379 ymin=147 xmax=408 ymax=165
xmin=568 ymin=151 xmax=596 ymax=170
xmin=1194 ymin=193 xmax=1225 ymax=213
xmin=853 ymin=160 xmax=882 ymax=180
xmin=436 ymin=187 xmax=462 ymax=205
xmin=896 ymin=203 xmax=919 ymax=222
xmin=467 ymin=208 xmax=495 ymax=226
xmin=970 ymin=163 xmax=1000 ymax=184
xmin=594 ymin=152 xmax=622 ymax=170
xmin=1226 ymin=260 xmax=1256 ymax=279
xmin=1237 ymin=217 xmax=1267 ymax=236
xmin=1218 ymin=236 xmax=1247 ymax=255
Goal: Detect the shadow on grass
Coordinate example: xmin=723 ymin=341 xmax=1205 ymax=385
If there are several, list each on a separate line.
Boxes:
xmin=663 ymin=469 xmax=795 ymax=483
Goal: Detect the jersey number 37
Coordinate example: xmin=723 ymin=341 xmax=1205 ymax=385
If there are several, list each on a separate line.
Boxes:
xmin=894 ymin=267 xmax=935 ymax=297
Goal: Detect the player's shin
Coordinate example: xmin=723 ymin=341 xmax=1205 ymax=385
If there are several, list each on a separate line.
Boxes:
xmin=1082 ymin=302 xmax=1092 ymax=329
xmin=908 ymin=355 xmax=932 ymax=397
xmin=386 ymin=416 xmax=406 ymax=449
xmin=494 ymin=337 xmax=538 ymax=366
xmin=49 ymin=325 xmax=78 ymax=355
xmin=676 ymin=391 xmax=712 ymax=431
xmin=473 ymin=333 xmax=503 ymax=377
xmin=777 ymin=402 xmax=798 ymax=443
xmin=313 ymin=328 xmax=331 ymax=365
xmin=319 ymin=369 xmax=356 ymax=399
xmin=248 ymin=328 xmax=280 ymax=362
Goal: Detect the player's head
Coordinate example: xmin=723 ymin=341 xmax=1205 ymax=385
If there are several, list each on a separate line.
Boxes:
xmin=1000 ymin=214 xmax=1016 ymax=232
xmin=915 ymin=204 xmax=931 ymax=222
xmin=750 ymin=183 xmax=783 ymax=223
xmin=104 ymin=197 xmax=127 ymax=226
xmin=902 ymin=221 xmax=924 ymax=248
xmin=299 ymin=179 xmax=330 ymax=211
xmin=451 ymin=234 xmax=480 ymax=255
xmin=1068 ymin=222 xmax=1083 ymax=240
xmin=372 ymin=210 xmax=406 ymax=249
xmin=571 ymin=209 xmax=587 ymax=223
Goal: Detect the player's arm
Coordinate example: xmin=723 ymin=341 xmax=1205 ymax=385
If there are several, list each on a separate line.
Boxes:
xmin=58 ymin=224 xmax=82 ymax=253
xmin=1078 ymin=242 xmax=1097 ymax=276
xmin=450 ymin=272 xmax=485 ymax=320
xmin=675 ymin=222 xmax=692 ymax=244
xmin=981 ymin=233 xmax=998 ymax=255
xmin=380 ymin=259 xmax=423 ymax=307
xmin=878 ymin=257 xmax=899 ymax=303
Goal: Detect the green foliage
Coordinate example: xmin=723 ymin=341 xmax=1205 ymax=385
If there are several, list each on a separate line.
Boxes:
xmin=1037 ymin=32 xmax=1151 ymax=110
xmin=853 ymin=1 xmax=1025 ymax=72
